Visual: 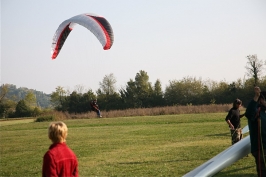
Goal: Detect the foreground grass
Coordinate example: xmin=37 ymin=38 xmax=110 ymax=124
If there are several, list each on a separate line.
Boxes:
xmin=0 ymin=113 xmax=256 ymax=177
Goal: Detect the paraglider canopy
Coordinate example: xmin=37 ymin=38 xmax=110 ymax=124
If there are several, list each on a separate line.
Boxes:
xmin=51 ymin=13 xmax=114 ymax=59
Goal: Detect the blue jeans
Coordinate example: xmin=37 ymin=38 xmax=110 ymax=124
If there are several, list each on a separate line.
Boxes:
xmin=96 ymin=110 xmax=101 ymax=116
xmin=93 ymin=109 xmax=101 ymax=116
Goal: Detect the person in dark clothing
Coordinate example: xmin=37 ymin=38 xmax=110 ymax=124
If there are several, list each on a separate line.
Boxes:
xmin=245 ymin=87 xmax=266 ymax=177
xmin=225 ymin=99 xmax=245 ymax=145
xmin=90 ymin=99 xmax=102 ymax=118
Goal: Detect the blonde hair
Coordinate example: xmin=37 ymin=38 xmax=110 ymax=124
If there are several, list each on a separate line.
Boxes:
xmin=48 ymin=121 xmax=68 ymax=143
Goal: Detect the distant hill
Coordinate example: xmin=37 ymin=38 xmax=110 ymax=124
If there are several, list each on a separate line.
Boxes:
xmin=1 ymin=84 xmax=51 ymax=108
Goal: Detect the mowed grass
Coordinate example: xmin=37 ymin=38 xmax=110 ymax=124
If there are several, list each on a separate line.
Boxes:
xmin=0 ymin=113 xmax=257 ymax=177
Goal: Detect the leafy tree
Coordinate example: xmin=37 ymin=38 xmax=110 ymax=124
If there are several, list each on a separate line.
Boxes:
xmin=120 ymin=71 xmax=153 ymax=108
xmin=55 ymin=89 xmax=97 ymax=114
xmin=97 ymin=91 xmax=122 ymax=111
xmin=150 ymin=79 xmax=165 ymax=107
xmin=201 ymin=84 xmax=213 ymax=104
xmin=0 ymin=102 xmax=5 ymax=118
xmin=165 ymin=77 xmax=205 ymax=105
xmin=120 ymin=79 xmax=139 ymax=109
xmin=24 ymin=91 xmax=37 ymax=108
xmin=0 ymin=84 xmax=8 ymax=101
xmin=210 ymin=81 xmax=231 ymax=104
xmin=68 ymin=91 xmax=79 ymax=114
xmin=0 ymin=99 xmax=17 ymax=118
xmin=50 ymin=86 xmax=68 ymax=111
xmin=0 ymin=84 xmax=9 ymax=118
xmin=134 ymin=70 xmax=153 ymax=107
xmin=15 ymin=100 xmax=31 ymax=117
xmin=32 ymin=107 xmax=42 ymax=117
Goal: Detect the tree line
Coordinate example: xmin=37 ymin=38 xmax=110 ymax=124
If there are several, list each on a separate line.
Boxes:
xmin=50 ymin=72 xmax=265 ymax=114
xmin=0 ymin=54 xmax=265 ymax=118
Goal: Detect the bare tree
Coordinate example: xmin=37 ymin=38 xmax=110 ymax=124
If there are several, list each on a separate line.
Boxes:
xmin=74 ymin=84 xmax=85 ymax=94
xmin=245 ymin=55 xmax=265 ymax=86
xmin=99 ymin=73 xmax=117 ymax=95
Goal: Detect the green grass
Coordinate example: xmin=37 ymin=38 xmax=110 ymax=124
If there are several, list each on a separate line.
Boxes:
xmin=0 ymin=118 xmax=35 ymax=126
xmin=0 ymin=113 xmax=257 ymax=177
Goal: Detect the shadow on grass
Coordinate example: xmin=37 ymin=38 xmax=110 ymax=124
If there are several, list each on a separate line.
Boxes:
xmin=116 ymin=159 xmax=183 ymax=165
xmin=205 ymin=132 xmax=229 ymax=137
xmin=116 ymin=160 xmax=256 ymax=177
xmin=215 ymin=165 xmax=256 ymax=177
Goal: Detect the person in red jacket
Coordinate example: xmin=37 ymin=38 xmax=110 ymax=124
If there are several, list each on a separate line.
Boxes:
xmin=42 ymin=121 xmax=78 ymax=177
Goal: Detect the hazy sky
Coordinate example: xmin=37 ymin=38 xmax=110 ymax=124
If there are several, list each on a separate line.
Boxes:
xmin=1 ymin=0 xmax=266 ymax=94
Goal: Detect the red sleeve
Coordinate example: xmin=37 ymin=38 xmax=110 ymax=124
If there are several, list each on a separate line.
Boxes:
xmin=42 ymin=152 xmax=57 ymax=177
xmin=74 ymin=160 xmax=78 ymax=177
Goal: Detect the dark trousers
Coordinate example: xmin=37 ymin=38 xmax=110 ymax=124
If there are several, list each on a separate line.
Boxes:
xmin=252 ymin=149 xmax=266 ymax=177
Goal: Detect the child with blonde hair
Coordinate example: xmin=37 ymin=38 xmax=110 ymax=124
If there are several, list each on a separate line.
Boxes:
xmin=42 ymin=121 xmax=78 ymax=177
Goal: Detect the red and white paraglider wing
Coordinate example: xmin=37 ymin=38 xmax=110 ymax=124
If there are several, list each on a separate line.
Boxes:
xmin=51 ymin=13 xmax=114 ymax=59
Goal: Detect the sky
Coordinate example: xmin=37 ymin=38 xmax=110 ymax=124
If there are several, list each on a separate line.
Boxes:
xmin=1 ymin=0 xmax=266 ymax=94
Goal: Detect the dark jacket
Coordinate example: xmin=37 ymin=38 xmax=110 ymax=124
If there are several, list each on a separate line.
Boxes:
xmin=245 ymin=99 xmax=266 ymax=153
xmin=225 ymin=107 xmax=241 ymax=128
xmin=90 ymin=100 xmax=99 ymax=111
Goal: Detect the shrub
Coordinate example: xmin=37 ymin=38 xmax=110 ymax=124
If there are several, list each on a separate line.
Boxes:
xmin=35 ymin=115 xmax=54 ymax=122
xmin=35 ymin=111 xmax=70 ymax=122
xmin=52 ymin=111 xmax=70 ymax=120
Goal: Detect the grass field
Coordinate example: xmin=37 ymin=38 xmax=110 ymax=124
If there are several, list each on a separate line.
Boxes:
xmin=0 ymin=113 xmax=257 ymax=177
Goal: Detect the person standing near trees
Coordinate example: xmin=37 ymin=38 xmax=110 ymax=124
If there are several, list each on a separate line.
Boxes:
xmin=225 ymin=99 xmax=245 ymax=145
xmin=245 ymin=87 xmax=266 ymax=176
xmin=90 ymin=99 xmax=102 ymax=118
xmin=42 ymin=121 xmax=78 ymax=177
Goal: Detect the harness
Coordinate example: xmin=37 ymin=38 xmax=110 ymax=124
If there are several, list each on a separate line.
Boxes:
xmin=90 ymin=101 xmax=98 ymax=111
